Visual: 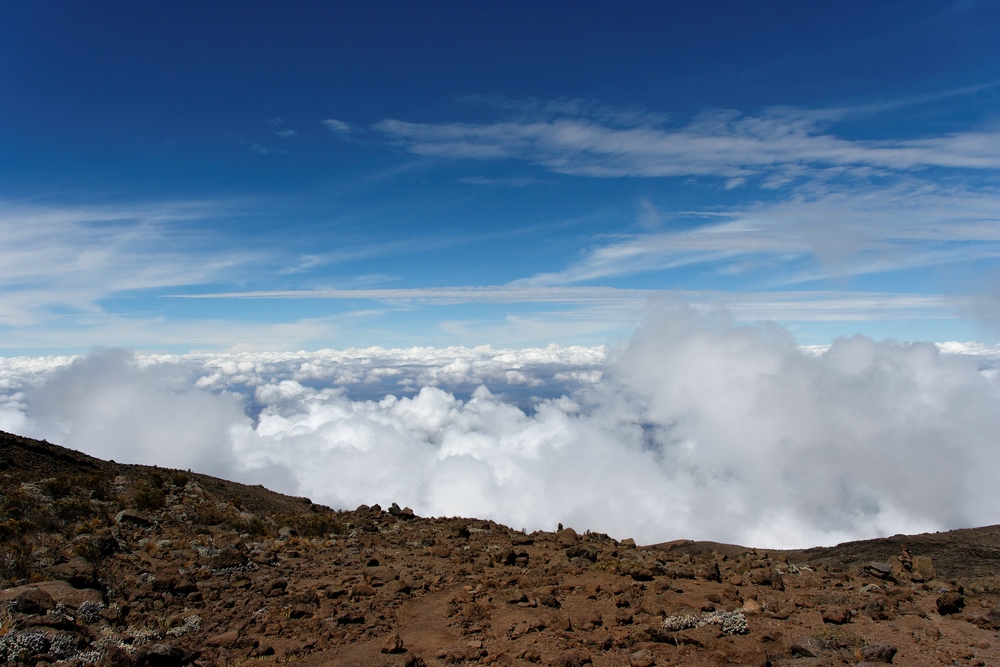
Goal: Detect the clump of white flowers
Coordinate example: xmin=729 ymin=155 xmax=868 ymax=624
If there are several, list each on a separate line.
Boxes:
xmin=662 ymin=610 xmax=749 ymax=635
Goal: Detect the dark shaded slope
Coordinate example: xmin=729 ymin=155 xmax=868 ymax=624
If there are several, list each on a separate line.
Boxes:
xmin=0 ymin=429 xmax=322 ymax=518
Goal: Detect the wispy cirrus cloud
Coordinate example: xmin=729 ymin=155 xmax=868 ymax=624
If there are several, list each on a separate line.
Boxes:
xmin=457 ymin=176 xmax=546 ymax=187
xmin=322 ymin=118 xmax=352 ymax=133
xmin=171 ymin=285 xmax=970 ymax=323
xmin=517 ymin=181 xmax=1000 ymax=287
xmin=0 ymin=200 xmax=251 ymax=327
xmin=373 ymin=106 xmax=1000 ymax=182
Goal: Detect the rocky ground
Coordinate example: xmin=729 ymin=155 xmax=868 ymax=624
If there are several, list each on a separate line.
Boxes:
xmin=2 ymin=430 xmax=1000 ymax=667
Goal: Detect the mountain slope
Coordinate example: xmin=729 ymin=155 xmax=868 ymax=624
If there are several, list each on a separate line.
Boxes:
xmin=2 ymin=430 xmax=1000 ymax=667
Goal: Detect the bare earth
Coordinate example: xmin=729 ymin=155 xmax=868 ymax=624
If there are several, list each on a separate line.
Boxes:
xmin=2 ymin=429 xmax=999 ymax=667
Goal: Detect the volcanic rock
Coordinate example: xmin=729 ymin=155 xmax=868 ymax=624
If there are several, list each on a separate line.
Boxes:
xmin=44 ymin=556 xmax=97 ymax=588
xmin=628 ymin=648 xmax=656 ymax=666
xmin=910 ymin=554 xmax=936 ymax=581
xmin=821 ymin=606 xmax=851 ymax=624
xmin=936 ymin=590 xmax=965 ymax=615
xmin=859 ymin=642 xmax=898 ymax=663
xmin=381 ymin=634 xmax=405 ymax=654
xmin=14 ymin=586 xmax=55 ymax=614
xmin=134 ymin=643 xmax=194 ymax=667
xmin=3 ymin=429 xmax=1000 ymax=667
xmin=790 ymin=636 xmax=826 ymax=658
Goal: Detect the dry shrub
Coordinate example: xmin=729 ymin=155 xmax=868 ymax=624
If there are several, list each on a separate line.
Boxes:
xmin=276 ymin=512 xmax=346 ymax=538
xmin=42 ymin=475 xmax=74 ymax=499
xmin=132 ymin=482 xmax=166 ymax=511
xmin=0 ymin=541 xmax=31 ymax=582
xmin=170 ymin=472 xmax=190 ymax=488
xmin=53 ymin=498 xmax=99 ymax=523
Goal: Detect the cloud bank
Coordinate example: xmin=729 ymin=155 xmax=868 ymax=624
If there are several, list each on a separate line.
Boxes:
xmin=2 ymin=307 xmax=999 ymax=548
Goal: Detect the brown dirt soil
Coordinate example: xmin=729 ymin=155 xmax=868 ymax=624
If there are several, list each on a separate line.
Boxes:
xmin=2 ymin=429 xmax=1000 ymax=667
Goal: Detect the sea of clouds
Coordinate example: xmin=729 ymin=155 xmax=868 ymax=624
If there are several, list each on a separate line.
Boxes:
xmin=2 ymin=305 xmax=1000 ymax=549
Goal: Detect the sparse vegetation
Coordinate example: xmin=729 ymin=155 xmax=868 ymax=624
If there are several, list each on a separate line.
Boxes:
xmin=274 ymin=511 xmax=346 ymax=538
xmin=131 ymin=481 xmax=166 ymax=511
xmin=2 ymin=430 xmax=1000 ymax=666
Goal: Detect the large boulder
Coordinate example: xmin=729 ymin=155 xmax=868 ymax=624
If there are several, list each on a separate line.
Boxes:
xmin=910 ymin=555 xmax=936 ymax=582
xmin=1 ymin=581 xmax=103 ymax=609
xmin=44 ymin=556 xmax=97 ymax=588
xmin=15 ymin=587 xmax=55 ymax=614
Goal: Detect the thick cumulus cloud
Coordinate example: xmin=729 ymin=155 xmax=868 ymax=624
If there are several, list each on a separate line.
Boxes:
xmin=2 ymin=313 xmax=999 ymax=548
xmin=14 ymin=350 xmax=246 ymax=477
xmin=615 ymin=308 xmax=1000 ymax=546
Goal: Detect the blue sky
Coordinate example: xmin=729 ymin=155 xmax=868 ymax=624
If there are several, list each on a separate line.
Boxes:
xmin=2 ymin=1 xmax=1000 ymax=354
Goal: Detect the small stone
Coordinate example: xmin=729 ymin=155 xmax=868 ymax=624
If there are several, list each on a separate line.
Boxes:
xmin=865 ymin=562 xmax=894 ymax=579
xmin=365 ymin=565 xmax=400 ymax=586
xmin=859 ymin=642 xmax=898 ymax=663
xmin=551 ymin=649 xmax=592 ymax=667
xmin=565 ymin=545 xmax=598 ymax=562
xmin=790 ymin=636 xmax=826 ymax=658
xmin=822 ymin=606 xmax=851 ymax=624
xmin=620 ymin=537 xmax=637 ymax=548
xmin=936 ymin=591 xmax=965 ymax=615
xmin=695 ymin=562 xmax=723 ymax=583
xmin=748 ymin=568 xmax=782 ymax=589
xmin=352 ymin=582 xmax=377 ymax=597
xmin=628 ymin=648 xmax=656 ymax=667
xmin=388 ymin=502 xmax=409 ymax=518
xmin=615 ymin=610 xmax=634 ymax=625
xmin=205 ymin=630 xmax=240 ymax=647
xmin=97 ymin=646 xmax=136 ymax=667
xmin=381 ymin=634 xmax=405 ymax=654
xmin=336 ymin=611 xmax=365 ymax=624
xmin=265 ymin=578 xmax=288 ymax=596
xmin=519 ymin=648 xmax=543 ymax=663
xmin=383 ymin=579 xmax=412 ymax=596
xmin=506 ymin=589 xmax=529 ymax=604
xmin=325 ymin=585 xmax=348 ymax=599
xmin=973 ymin=606 xmax=1000 ymax=630
xmin=289 ymin=604 xmax=314 ymax=619
xmin=133 ymin=643 xmax=191 ymax=667
xmin=208 ymin=546 xmax=247 ymax=570
xmin=540 ymin=593 xmax=561 ymax=608
xmin=115 ymin=509 xmax=152 ymax=526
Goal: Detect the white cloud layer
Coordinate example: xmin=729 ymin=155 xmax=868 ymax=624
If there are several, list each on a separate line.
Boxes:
xmin=2 ymin=307 xmax=1000 ymax=549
